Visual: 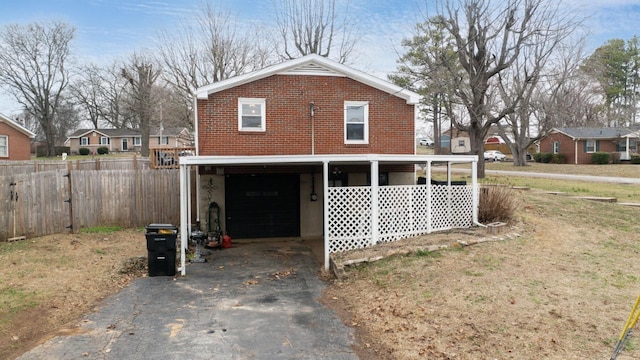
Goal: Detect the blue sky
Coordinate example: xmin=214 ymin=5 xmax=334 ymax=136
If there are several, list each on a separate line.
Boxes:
xmin=0 ymin=0 xmax=639 ymax=115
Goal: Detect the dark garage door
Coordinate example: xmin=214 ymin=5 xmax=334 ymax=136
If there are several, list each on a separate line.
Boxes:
xmin=225 ymin=174 xmax=300 ymax=238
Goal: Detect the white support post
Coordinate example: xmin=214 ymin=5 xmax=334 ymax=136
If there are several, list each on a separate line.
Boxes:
xmin=370 ymin=160 xmax=379 ymax=246
xmin=426 ymin=161 xmax=432 ymax=233
xmin=472 ymin=159 xmax=479 ymax=224
xmin=323 ymin=161 xmax=330 ymax=271
xmin=179 ymin=164 xmax=189 ymax=276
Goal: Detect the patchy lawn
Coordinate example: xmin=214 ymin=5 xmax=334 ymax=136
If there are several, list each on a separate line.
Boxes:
xmin=323 ymin=189 xmax=640 ymax=359
xmin=0 ymin=229 xmax=147 ymax=359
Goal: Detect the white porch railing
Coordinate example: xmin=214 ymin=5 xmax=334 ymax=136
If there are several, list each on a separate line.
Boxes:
xmin=327 ymin=184 xmax=474 ymax=254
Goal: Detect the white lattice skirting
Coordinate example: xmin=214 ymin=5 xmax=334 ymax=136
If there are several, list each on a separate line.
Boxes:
xmin=328 ymin=184 xmax=474 ymax=253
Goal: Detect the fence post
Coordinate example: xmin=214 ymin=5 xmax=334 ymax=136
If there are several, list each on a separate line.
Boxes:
xmin=66 ymin=161 xmax=74 ymax=233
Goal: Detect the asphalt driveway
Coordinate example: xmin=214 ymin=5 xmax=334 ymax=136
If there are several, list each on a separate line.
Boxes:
xmin=18 ymin=239 xmax=357 ymax=360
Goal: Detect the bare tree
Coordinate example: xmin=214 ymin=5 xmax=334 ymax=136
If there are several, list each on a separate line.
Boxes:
xmin=421 ymin=0 xmax=581 ymax=176
xmin=495 ymin=37 xmax=586 ymax=166
xmin=155 ymin=2 xmax=271 ymax=115
xmin=70 ymin=63 xmax=105 ymax=129
xmin=0 ymin=21 xmax=74 ymax=156
xmin=121 ymin=54 xmax=161 ymax=157
xmin=274 ymin=0 xmax=358 ymax=63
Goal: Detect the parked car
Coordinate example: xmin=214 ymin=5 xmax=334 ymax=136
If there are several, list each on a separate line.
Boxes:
xmin=419 ymin=139 xmax=434 ymax=146
xmin=484 ymin=150 xmax=506 ymax=161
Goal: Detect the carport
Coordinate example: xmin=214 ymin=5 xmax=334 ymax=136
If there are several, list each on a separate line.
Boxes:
xmin=178 ymin=154 xmax=479 ymax=275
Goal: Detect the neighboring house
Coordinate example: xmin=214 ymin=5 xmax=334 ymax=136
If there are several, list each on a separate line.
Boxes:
xmin=0 ymin=113 xmax=36 ymax=160
xmin=538 ymin=127 xmax=640 ymax=164
xmin=66 ymin=127 xmax=192 ymax=154
xmin=175 ymin=54 xmax=479 ymax=275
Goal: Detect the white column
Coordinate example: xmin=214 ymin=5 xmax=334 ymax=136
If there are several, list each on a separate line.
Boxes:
xmin=472 ymin=159 xmax=479 ymax=224
xmin=370 ymin=160 xmax=379 ymax=246
xmin=179 ymin=164 xmax=189 ymax=276
xmin=323 ymin=161 xmax=330 ymax=271
xmin=426 ymin=161 xmax=432 ymax=233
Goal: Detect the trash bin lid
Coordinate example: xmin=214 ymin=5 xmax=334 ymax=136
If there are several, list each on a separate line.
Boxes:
xmin=145 ymin=224 xmax=178 ymax=232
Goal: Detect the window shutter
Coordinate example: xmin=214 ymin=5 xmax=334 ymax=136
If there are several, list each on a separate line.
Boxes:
xmin=596 ymin=140 xmax=600 ymax=152
xmin=583 ymin=141 xmax=586 ymax=153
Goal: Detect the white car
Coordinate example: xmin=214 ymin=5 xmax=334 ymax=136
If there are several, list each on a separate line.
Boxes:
xmin=419 ymin=139 xmax=434 ymax=146
xmin=484 ymin=150 xmax=506 ymax=161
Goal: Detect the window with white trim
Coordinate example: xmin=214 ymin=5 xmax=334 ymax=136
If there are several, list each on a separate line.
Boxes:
xmin=133 ymin=137 xmax=142 ymax=146
xmin=344 ymin=101 xmax=368 ymax=143
xmin=159 ymin=136 xmax=169 ymax=145
xmin=553 ymin=141 xmax=560 ymax=154
xmin=585 ymin=140 xmax=596 ymax=153
xmin=80 ymin=137 xmax=89 ymax=146
xmin=99 ymin=136 xmax=109 ymax=145
xmin=0 ymin=135 xmax=7 ymax=157
xmin=238 ymin=98 xmax=266 ymax=131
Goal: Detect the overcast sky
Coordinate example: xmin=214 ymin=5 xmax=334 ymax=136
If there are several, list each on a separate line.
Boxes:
xmin=0 ymin=0 xmax=638 ymax=116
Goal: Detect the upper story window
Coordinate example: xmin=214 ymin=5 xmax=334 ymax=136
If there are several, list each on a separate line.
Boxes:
xmin=80 ymin=137 xmax=89 ymax=146
xmin=344 ymin=101 xmax=369 ymax=144
xmin=100 ymin=136 xmax=109 ymax=145
xmin=553 ymin=141 xmax=560 ymax=154
xmin=133 ymin=137 xmax=142 ymax=146
xmin=238 ymin=98 xmax=266 ymax=132
xmin=159 ymin=136 xmax=169 ymax=145
xmin=0 ymin=135 xmax=7 ymax=157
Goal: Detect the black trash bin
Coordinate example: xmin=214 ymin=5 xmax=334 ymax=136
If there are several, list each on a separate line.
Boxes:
xmin=145 ymin=224 xmax=178 ymax=276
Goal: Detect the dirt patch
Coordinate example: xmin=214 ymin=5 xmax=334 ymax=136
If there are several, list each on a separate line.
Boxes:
xmin=322 ymin=190 xmax=640 ymax=359
xmin=0 ymin=229 xmax=147 ymax=359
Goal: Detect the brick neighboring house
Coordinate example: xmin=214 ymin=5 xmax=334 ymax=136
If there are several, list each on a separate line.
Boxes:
xmin=538 ymin=127 xmax=640 ymax=164
xmin=0 ymin=113 xmax=35 ymax=160
xmin=65 ymin=127 xmax=192 ymax=154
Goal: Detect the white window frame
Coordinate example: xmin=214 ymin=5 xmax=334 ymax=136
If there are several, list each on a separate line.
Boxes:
xmin=0 ymin=135 xmax=7 ymax=157
xmin=238 ymin=97 xmax=266 ymax=132
xmin=80 ymin=137 xmax=89 ymax=146
xmin=553 ymin=141 xmax=560 ymax=154
xmin=99 ymin=136 xmax=109 ymax=145
xmin=344 ymin=101 xmax=369 ymax=144
xmin=585 ymin=140 xmax=596 ymax=153
xmin=133 ymin=137 xmax=142 ymax=146
xmin=159 ymin=136 xmax=169 ymax=145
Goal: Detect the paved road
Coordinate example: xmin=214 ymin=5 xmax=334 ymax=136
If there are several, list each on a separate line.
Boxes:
xmin=18 ymin=240 xmax=357 ymax=360
xmin=485 ymin=169 xmax=640 ymax=184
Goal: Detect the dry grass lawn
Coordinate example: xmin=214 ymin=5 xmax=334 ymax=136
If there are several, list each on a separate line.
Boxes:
xmin=324 ymin=188 xmax=640 ymax=359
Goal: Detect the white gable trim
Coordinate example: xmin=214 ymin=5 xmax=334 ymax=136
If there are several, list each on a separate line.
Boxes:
xmin=196 ymin=54 xmax=420 ymax=105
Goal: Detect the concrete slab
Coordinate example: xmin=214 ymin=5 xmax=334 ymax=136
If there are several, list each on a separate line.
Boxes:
xmin=17 ymin=240 xmax=357 ymax=360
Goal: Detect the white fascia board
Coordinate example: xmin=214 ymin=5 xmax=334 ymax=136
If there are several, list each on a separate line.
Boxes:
xmin=179 ymin=154 xmax=478 ymax=167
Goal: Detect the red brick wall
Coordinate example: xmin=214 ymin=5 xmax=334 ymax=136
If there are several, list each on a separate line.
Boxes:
xmin=197 ymin=75 xmax=415 ymax=156
xmin=0 ymin=122 xmax=31 ymax=160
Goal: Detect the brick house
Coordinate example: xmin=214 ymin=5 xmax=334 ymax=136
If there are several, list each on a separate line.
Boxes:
xmin=538 ymin=127 xmax=639 ymax=164
xmin=0 ymin=113 xmax=35 ymax=160
xmin=65 ymin=127 xmax=192 ymax=154
xmin=176 ymin=54 xmax=479 ymax=274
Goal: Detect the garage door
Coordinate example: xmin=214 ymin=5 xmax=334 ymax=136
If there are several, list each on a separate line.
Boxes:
xmin=225 ymin=174 xmax=300 ymax=238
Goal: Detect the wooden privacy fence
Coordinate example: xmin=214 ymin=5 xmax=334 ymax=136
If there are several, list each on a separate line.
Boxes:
xmin=0 ymin=168 xmax=181 ymax=241
xmin=0 ymin=157 xmax=150 ymax=176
